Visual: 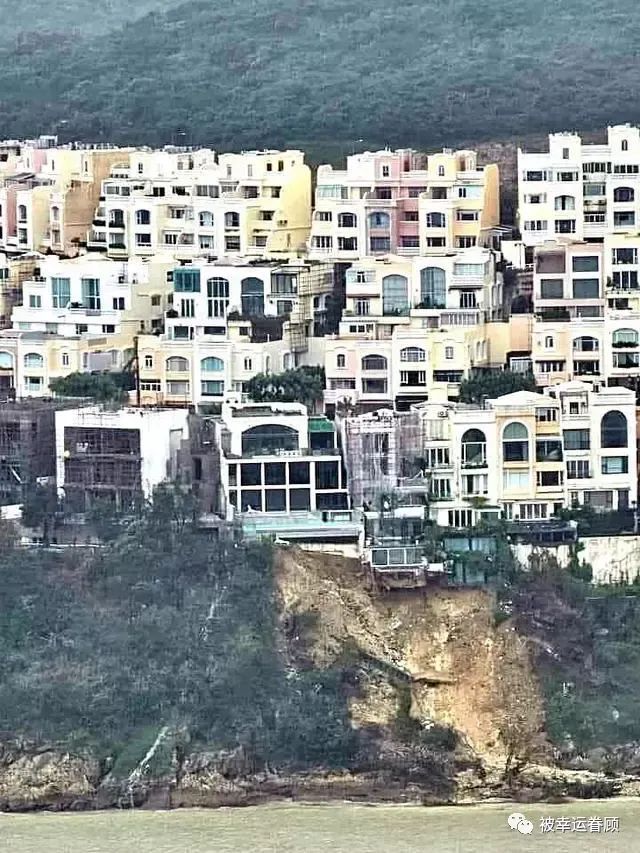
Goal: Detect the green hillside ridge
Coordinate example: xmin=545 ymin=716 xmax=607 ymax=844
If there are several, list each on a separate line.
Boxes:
xmin=0 ymin=0 xmax=638 ymax=152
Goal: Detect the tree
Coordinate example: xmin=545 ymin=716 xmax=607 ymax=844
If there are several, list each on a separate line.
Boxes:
xmin=458 ymin=370 xmax=537 ymax=404
xmin=21 ymin=481 xmax=58 ymax=545
xmin=245 ymin=366 xmax=325 ymax=412
xmin=50 ymin=371 xmax=135 ymax=403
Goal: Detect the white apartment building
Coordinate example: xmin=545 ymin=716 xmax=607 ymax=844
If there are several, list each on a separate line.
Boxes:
xmin=518 ymin=124 xmax=640 ymax=248
xmin=214 ymin=401 xmax=349 ymax=519
xmin=89 ymin=149 xmax=311 ymax=260
xmin=55 ymin=405 xmax=189 ymax=511
xmin=323 ymin=250 xmax=502 ymax=410
xmin=11 ymin=254 xmax=173 ymax=338
xmin=309 ymin=148 xmax=499 ymax=261
xmin=531 ymin=237 xmax=640 ymax=388
xmin=342 ymin=383 xmax=637 ymax=528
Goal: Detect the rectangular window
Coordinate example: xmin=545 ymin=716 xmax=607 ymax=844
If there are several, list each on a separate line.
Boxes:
xmin=563 ymin=429 xmax=590 ymax=450
xmin=51 ymin=277 xmax=71 ymax=308
xmin=135 ymin=233 xmax=151 ymax=246
xmin=113 ymin=297 xmax=125 ymax=310
xmin=612 ymin=248 xmax=638 ymax=265
xmin=201 ymin=380 xmax=224 ymax=396
xmin=81 ymin=278 xmax=101 ymax=310
xmin=567 ymin=460 xmax=590 ymax=479
xmin=536 ymin=440 xmax=563 ymax=462
xmin=614 ymin=211 xmax=636 ymax=228
xmin=503 ymin=470 xmax=530 ymax=490
xmin=370 ymin=237 xmax=391 ymax=253
xmin=539 ymin=279 xmax=564 ymax=299
xmin=536 ymin=470 xmax=562 ymax=487
xmin=28 ymin=294 xmax=42 ymax=308
xmin=572 ymin=256 xmax=599 ymax=272
xmin=572 ymin=278 xmax=599 ymax=299
xmin=602 ymin=456 xmax=628 ymax=474
xmin=174 ymin=269 xmax=201 ymax=293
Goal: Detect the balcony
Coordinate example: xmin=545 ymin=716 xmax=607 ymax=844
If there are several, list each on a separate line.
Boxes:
xmin=108 ymin=220 xmax=125 ymax=229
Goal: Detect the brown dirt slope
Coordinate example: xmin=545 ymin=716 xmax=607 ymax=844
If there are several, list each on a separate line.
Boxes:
xmin=275 ymin=547 xmax=545 ymax=762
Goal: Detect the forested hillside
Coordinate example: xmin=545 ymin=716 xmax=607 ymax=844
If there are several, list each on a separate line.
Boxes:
xmin=0 ymin=0 xmax=638 ymax=154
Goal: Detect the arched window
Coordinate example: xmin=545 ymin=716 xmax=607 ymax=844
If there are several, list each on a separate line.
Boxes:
xmin=503 ymin=422 xmax=529 ymax=462
xmin=420 ymin=267 xmax=446 ymax=308
xmin=554 ymin=195 xmax=575 ymax=211
xmin=200 ymin=356 xmax=224 ymax=372
xmin=368 ymin=212 xmax=390 ymax=229
xmin=207 ymin=277 xmax=229 ymax=318
xmin=51 ymin=205 xmax=60 ymax=222
xmin=601 ymin=411 xmax=628 ymax=448
xmin=425 ymin=212 xmax=446 ymax=228
xmin=241 ymin=424 xmax=299 ymax=455
xmin=612 ymin=328 xmax=639 ymax=347
xmin=166 ymin=356 xmax=189 ymax=372
xmin=614 ymin=187 xmax=635 ymax=203
xmin=135 ymin=209 xmax=151 ymax=225
xmin=622 ymin=139 xmax=629 ymax=152
xmin=17 ymin=204 xmax=27 ymax=221
xmin=23 ymin=352 xmax=43 ymax=368
xmin=240 ymin=277 xmax=264 ymax=316
xmin=109 ymin=208 xmax=124 ymax=226
xmin=573 ymin=336 xmax=599 ymax=353
xmin=400 ymin=347 xmax=426 ymax=363
xmin=338 ymin=212 xmax=357 ymax=228
xmin=336 ymin=353 xmax=346 ymax=368
xmin=361 ymin=354 xmax=388 ymax=371
xmin=461 ymin=428 xmax=487 ymax=467
xmin=225 ymin=211 xmax=240 ymax=228
xmin=382 ymin=274 xmax=409 ymax=315
xmin=199 ymin=211 xmax=214 ymax=227
xmin=0 ymin=351 xmax=13 ymax=369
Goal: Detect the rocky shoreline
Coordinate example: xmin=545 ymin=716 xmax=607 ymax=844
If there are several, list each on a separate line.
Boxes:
xmin=1 ymin=745 xmax=639 ymax=814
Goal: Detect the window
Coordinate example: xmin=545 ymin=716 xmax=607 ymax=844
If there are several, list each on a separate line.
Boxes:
xmin=201 ymin=380 xmax=224 ymax=396
xmin=536 ymin=407 xmax=558 ymax=423
xmin=24 ymin=377 xmax=43 ymax=392
xmin=272 ymin=273 xmax=297 ymax=295
xmin=536 ymin=440 xmax=563 ymax=462
xmin=400 ymin=370 xmax=426 ymax=386
xmin=135 ymin=209 xmax=151 ymax=225
xmin=180 ymin=298 xmax=194 ymax=318
xmin=445 ymin=346 xmax=454 ymax=359
xmin=503 ymin=470 xmax=530 ymax=490
xmin=614 ymin=187 xmax=635 ymax=203
xmin=456 ymin=236 xmax=477 ymax=249
xmin=602 ymin=456 xmax=629 ymax=474
xmin=381 ymin=164 xmax=390 ymax=177
xmin=524 ymin=220 xmax=547 ymax=231
xmin=572 ymin=256 xmax=599 ymax=273
xmin=336 ymin=353 xmax=346 ymax=368
xmin=61 ymin=352 xmax=69 ymax=367
xmin=612 ymin=270 xmax=639 ymax=289
xmin=622 ymin=139 xmax=629 ymax=152
xmin=207 ymin=277 xmax=229 ymax=318
xmin=81 ymin=278 xmax=100 ymax=310
xmin=173 ymin=269 xmax=200 ymax=293
xmin=361 ymin=378 xmax=388 ymax=394
xmin=612 ymin=328 xmax=639 ymax=347
xmin=562 ymin=428 xmax=590 ymax=451
xmin=338 ymin=237 xmax=358 ymax=251
xmin=102 ymin=324 xmax=115 ymax=334
xmin=112 ymin=297 xmax=125 ymax=310
xmin=438 ymin=165 xmax=445 ymax=177
xmin=200 ymin=356 xmax=224 ymax=372
xmin=404 ymin=211 xmax=419 ymax=221
xmin=537 ymin=470 xmax=562 ymax=487
xmin=368 ymin=212 xmax=390 ymax=229
xmin=539 ymin=279 xmax=564 ymax=299
xmin=199 ymin=211 xmax=214 ymax=227
xmin=316 ymin=210 xmax=332 ymax=222
xmin=361 ymin=354 xmax=387 ymax=371
xmin=612 ymin=247 xmax=638 ymax=265
xmin=567 ymin=460 xmax=590 ymax=479
xmin=419 ymin=267 xmax=446 ymax=308
xmin=23 ymin=352 xmax=43 ymax=368
xmin=461 ymin=429 xmax=486 ymax=467
xmin=375 ymin=188 xmax=392 ymax=200
xmin=572 ymin=279 xmax=599 ymax=299
xmin=28 ymin=294 xmax=41 ymax=308
xmin=143 ymin=354 xmax=153 ymax=369
xmin=135 ymin=233 xmax=151 ymax=247
xmin=240 ymin=277 xmax=264 ymax=316
xmin=400 ymin=347 xmax=425 ymax=362
xmin=554 ymin=195 xmax=575 ymax=211
xmin=166 ymin=356 xmax=189 ymax=372
xmin=382 ymin=275 xmax=409 ymax=315
xmin=614 ymin=211 xmax=635 ymax=228
xmin=426 ymin=212 xmax=446 ymax=228
xmin=503 ymin=422 xmax=529 ymax=462
xmin=555 ymin=219 xmax=576 ymax=234
xmin=562 ymin=147 xmax=570 ymax=160
xmin=544 ymin=335 xmax=554 ymax=349
xmin=573 ymin=336 xmax=598 ymax=353
xmin=601 ymin=411 xmax=628 ymax=448
xmin=225 ymin=211 xmax=240 ymax=228
xmin=355 ymin=299 xmax=370 ymax=315
xmin=51 ymin=277 xmax=71 ymax=308
xmin=338 ymin=212 xmax=357 ymax=228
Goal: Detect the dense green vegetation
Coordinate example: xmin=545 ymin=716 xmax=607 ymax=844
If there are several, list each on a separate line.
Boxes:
xmin=0 ymin=498 xmax=356 ymax=773
xmin=458 ymin=369 xmax=537 ymax=404
xmin=0 ymin=1 xmax=638 ymax=153
xmin=245 ymin=366 xmax=325 ymax=411
xmin=50 ymin=371 xmax=134 ymax=403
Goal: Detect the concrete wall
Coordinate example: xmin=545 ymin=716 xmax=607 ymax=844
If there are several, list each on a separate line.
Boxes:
xmin=512 ymin=534 xmax=640 ymax=584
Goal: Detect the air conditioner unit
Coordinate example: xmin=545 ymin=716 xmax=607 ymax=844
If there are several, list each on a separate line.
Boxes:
xmin=437 ymin=410 xmax=448 ymax=418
